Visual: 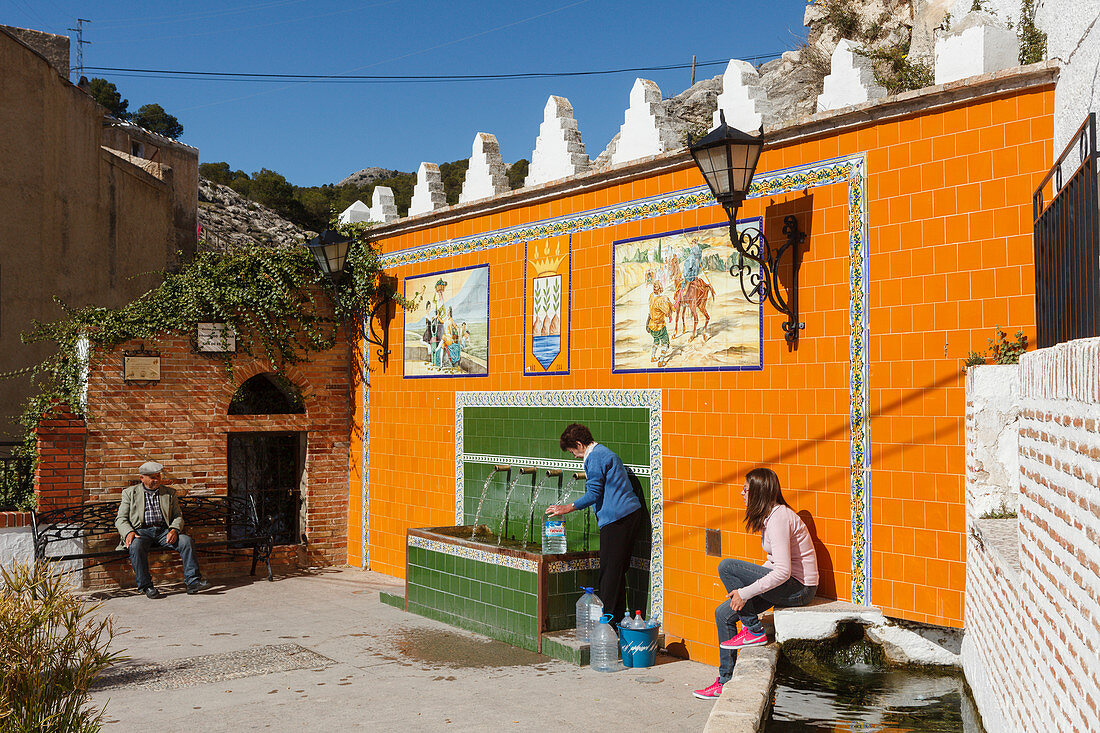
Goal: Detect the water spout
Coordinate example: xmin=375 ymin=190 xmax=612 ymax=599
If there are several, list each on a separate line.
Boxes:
xmin=573 ymin=471 xmax=586 ymax=480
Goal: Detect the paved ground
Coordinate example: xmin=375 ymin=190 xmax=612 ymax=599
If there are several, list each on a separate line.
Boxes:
xmin=87 ymin=568 xmax=719 ymax=732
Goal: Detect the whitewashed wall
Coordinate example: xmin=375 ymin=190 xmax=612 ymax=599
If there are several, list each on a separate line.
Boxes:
xmin=0 ymin=524 xmax=34 ymax=569
xmin=963 ymin=339 xmax=1100 ymax=731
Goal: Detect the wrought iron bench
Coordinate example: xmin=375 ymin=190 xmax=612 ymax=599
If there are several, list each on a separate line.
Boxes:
xmin=31 ymin=495 xmax=277 ymax=582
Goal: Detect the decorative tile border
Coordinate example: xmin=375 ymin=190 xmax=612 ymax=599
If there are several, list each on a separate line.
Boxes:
xmin=408 ymin=534 xmax=538 ymax=573
xmin=456 ymin=389 xmax=664 ymax=622
xmin=547 ymin=555 xmax=650 ymax=574
xmin=460 ymin=452 xmax=651 ymax=477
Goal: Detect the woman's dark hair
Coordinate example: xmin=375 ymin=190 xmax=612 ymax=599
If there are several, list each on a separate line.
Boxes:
xmin=743 ymin=467 xmax=788 ymax=534
xmin=560 ymin=423 xmax=594 ymax=451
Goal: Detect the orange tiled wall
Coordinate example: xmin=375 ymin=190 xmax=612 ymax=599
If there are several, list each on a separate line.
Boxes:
xmin=351 ymin=84 xmax=1053 ymax=667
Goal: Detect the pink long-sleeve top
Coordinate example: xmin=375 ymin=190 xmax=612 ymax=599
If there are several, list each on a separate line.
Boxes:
xmin=738 ymin=504 xmax=820 ymax=601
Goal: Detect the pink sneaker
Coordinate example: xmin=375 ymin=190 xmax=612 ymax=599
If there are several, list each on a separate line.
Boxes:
xmin=718 ymin=627 xmax=767 ymax=649
xmin=692 ymin=677 xmax=723 ymax=699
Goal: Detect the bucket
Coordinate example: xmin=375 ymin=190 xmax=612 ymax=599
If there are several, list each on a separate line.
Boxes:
xmin=619 ymin=623 xmax=660 ymax=668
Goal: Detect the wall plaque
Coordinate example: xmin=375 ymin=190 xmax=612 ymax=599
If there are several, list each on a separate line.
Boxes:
xmin=124 ymin=355 xmax=161 ymax=382
xmin=197 ymin=322 xmax=236 ymax=352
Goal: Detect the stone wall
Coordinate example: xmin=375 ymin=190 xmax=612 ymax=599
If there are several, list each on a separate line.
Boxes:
xmin=963 ymin=338 xmax=1100 ymax=730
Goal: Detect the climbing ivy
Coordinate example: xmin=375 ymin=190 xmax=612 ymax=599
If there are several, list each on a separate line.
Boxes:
xmin=4 ymin=222 xmax=397 ymax=509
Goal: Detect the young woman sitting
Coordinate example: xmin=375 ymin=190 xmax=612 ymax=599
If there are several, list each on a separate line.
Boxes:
xmin=693 ymin=467 xmax=819 ymax=700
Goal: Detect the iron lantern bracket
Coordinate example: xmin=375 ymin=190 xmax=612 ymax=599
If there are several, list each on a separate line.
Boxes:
xmin=726 ymin=212 xmax=806 ymax=343
xmin=364 ymin=274 xmax=397 ymax=366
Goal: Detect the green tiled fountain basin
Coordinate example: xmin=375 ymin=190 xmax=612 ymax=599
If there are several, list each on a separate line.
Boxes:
xmin=406 ymin=526 xmax=605 ymax=656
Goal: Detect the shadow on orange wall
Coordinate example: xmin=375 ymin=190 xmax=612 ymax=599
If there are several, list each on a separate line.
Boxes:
xmin=799 ymin=509 xmax=837 ymax=599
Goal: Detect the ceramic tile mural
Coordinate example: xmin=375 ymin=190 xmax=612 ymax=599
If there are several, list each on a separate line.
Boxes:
xmin=402 ymin=264 xmax=489 ymax=378
xmin=612 ymin=220 xmax=763 ymax=373
xmin=524 ymin=235 xmax=571 ymax=375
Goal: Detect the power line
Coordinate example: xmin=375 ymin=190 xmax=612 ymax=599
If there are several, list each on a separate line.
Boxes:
xmin=83 ymin=55 xmax=779 ymax=85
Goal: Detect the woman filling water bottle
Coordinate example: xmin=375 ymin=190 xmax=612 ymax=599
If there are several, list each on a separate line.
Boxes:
xmin=546 ymin=423 xmax=645 ymax=629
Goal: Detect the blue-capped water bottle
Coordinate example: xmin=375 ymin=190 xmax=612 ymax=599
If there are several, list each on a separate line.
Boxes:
xmin=542 ymin=516 xmax=566 ymax=554
xmin=575 ymin=587 xmax=602 ymax=643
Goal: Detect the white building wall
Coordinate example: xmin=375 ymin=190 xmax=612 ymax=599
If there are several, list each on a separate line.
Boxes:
xmin=964 ymin=339 xmax=1100 ymax=731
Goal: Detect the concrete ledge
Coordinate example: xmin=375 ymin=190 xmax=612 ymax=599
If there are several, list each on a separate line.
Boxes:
xmin=704 ymin=645 xmax=779 ymax=733
xmin=772 ymin=598 xmax=884 ymax=643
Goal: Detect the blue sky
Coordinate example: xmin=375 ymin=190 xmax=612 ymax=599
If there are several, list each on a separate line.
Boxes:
xmin=7 ymin=1 xmax=809 ymax=186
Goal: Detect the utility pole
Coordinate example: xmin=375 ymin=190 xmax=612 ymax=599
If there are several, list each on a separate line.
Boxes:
xmin=67 ymin=18 xmax=91 ymax=78
xmin=691 ymin=55 xmax=696 ymax=86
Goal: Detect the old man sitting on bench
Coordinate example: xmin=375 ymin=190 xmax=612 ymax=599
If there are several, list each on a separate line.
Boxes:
xmin=116 ymin=461 xmax=210 ymax=598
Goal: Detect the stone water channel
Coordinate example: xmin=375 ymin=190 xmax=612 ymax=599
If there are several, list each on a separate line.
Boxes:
xmin=765 ymin=624 xmax=985 ymax=732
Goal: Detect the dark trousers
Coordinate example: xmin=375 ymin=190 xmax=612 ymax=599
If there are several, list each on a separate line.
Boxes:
xmin=715 ymin=558 xmax=816 ymax=682
xmin=128 ymin=526 xmax=202 ymax=589
xmin=597 ymin=508 xmax=645 ymax=626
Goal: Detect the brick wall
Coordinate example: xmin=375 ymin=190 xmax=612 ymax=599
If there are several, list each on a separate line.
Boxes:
xmin=0 ymin=511 xmax=34 ymax=569
xmin=52 ymin=330 xmax=352 ymax=589
xmin=963 ymin=338 xmax=1100 ymax=730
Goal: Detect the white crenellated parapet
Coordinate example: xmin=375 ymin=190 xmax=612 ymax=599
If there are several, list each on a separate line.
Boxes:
xmin=459 ymin=132 xmax=510 ymax=204
xmin=409 ymin=162 xmax=447 ymax=216
xmin=369 ymin=186 xmax=398 ymax=223
xmin=934 ymin=11 xmax=1021 ymax=85
xmin=525 ymin=95 xmax=591 ymax=187
xmin=610 ymin=78 xmax=680 ymax=166
xmin=816 ymin=39 xmax=888 ymax=112
xmin=713 ymin=59 xmax=772 ymax=132
xmin=337 ymin=199 xmax=371 ymax=225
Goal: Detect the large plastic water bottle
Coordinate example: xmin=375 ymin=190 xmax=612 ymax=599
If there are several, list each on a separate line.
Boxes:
xmin=620 ymin=610 xmax=633 ymax=629
xmin=542 ymin=516 xmax=566 ymax=554
xmin=575 ymin=587 xmax=602 ymax=643
xmin=590 ymin=614 xmax=620 ymax=672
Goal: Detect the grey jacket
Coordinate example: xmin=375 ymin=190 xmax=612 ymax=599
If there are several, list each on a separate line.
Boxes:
xmin=115 ymin=483 xmax=185 ymax=549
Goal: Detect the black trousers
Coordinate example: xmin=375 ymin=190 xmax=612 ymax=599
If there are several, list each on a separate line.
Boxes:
xmin=597 ymin=507 xmax=645 ymax=626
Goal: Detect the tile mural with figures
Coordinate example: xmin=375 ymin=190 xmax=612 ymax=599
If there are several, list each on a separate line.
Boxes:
xmin=403 ymin=264 xmax=489 ymax=378
xmin=613 ymin=220 xmax=762 ymax=373
xmin=524 ymin=236 xmax=571 ymax=375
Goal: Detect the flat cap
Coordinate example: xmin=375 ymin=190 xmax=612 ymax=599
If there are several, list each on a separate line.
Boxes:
xmin=138 ymin=461 xmax=164 ymax=475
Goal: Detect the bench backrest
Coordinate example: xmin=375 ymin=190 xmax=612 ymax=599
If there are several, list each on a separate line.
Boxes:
xmin=31 ymin=495 xmax=264 ymax=555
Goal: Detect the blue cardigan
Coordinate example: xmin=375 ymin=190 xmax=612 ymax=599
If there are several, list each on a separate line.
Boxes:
xmin=573 ymin=443 xmax=642 ymax=527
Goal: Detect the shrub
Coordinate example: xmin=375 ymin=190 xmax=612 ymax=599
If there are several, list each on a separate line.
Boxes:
xmin=0 ymin=561 xmax=125 ymax=731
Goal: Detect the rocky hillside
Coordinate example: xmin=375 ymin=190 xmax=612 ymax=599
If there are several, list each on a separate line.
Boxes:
xmin=198 ymin=177 xmax=315 ymax=251
xmin=337 ymin=167 xmax=405 ymax=188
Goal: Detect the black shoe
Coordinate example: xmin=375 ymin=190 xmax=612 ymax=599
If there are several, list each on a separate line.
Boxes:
xmin=186 ymin=578 xmax=210 ymax=595
xmin=143 ymin=586 xmax=161 ymax=599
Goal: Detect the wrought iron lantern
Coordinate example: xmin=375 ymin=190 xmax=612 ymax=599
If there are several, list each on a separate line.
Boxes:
xmin=689 ymin=112 xmax=807 ymax=343
xmin=303 ymin=229 xmax=396 ymax=367
xmin=305 ymin=229 xmax=354 ymax=282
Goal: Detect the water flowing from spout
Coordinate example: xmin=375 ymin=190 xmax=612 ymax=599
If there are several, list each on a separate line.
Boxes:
xmin=470 ymin=465 xmax=509 ymax=539
xmin=496 ymin=469 xmax=533 ymax=546
xmin=522 ymin=469 xmax=561 ymax=550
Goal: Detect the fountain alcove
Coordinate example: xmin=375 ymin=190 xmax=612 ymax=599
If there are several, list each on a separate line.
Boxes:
xmin=384 ymin=390 xmax=663 ymax=661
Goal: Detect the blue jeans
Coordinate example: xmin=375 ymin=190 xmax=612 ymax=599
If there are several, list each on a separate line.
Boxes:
xmin=128 ymin=527 xmax=202 ymax=589
xmin=715 ymin=557 xmax=816 ymax=682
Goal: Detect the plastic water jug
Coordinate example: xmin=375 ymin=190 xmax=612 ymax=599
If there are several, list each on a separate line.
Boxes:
xmin=542 ymin=517 xmax=566 ymax=554
xmin=590 ymin=613 xmax=620 ymax=672
xmin=575 ymin=587 xmax=602 ymax=643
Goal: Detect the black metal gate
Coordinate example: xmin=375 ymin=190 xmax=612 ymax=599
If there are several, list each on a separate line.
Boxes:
xmin=227 ymin=432 xmax=302 ymax=546
xmin=1033 ymin=113 xmax=1100 ymax=348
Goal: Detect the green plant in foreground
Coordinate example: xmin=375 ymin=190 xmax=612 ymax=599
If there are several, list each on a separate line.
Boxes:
xmin=0 ymin=560 xmax=126 ymax=731
xmin=1018 ymin=0 xmax=1047 ymax=64
xmin=964 ymin=325 xmax=1029 ymax=369
xmin=988 ymin=325 xmax=1028 ymax=364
